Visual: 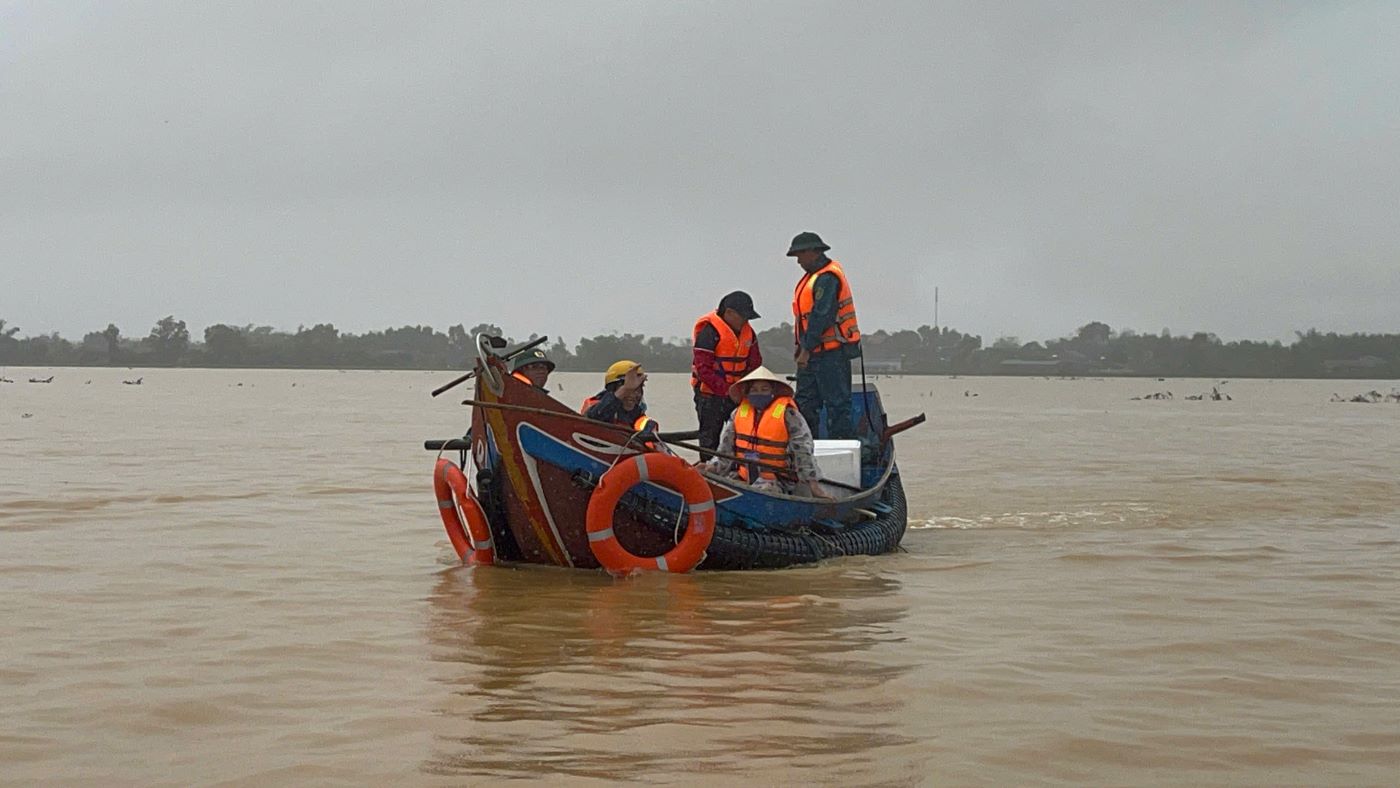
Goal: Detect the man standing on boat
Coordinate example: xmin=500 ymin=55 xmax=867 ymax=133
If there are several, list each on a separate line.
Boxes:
xmin=788 ymin=231 xmax=861 ymax=440
xmin=691 ymin=291 xmax=763 ymax=453
xmin=581 ymin=361 xmax=658 ymax=433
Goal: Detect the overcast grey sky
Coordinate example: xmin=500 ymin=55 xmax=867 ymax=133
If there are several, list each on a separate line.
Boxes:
xmin=3 ymin=1 xmax=1397 ymax=344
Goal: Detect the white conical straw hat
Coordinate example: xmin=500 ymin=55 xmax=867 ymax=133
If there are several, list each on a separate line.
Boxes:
xmin=727 ymin=365 xmax=794 ymax=402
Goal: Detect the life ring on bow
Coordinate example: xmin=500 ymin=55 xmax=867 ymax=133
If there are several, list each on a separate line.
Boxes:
xmin=585 ymin=453 xmax=715 ymax=574
xmin=433 ymin=459 xmax=495 ymax=565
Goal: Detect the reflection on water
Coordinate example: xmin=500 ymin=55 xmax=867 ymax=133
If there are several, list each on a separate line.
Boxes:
xmin=424 ymin=566 xmax=917 ymax=782
xmin=4 ymin=369 xmax=1400 ymax=784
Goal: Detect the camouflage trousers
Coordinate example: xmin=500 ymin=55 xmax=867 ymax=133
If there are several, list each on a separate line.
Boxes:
xmin=794 ymin=349 xmax=853 ymax=440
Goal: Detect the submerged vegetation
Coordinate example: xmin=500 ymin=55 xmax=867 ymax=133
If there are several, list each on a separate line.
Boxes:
xmin=0 ymin=316 xmax=1397 ymax=378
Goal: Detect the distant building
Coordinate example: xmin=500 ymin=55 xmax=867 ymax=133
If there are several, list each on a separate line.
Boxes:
xmin=999 ymin=351 xmax=1094 ymax=375
xmin=863 ymin=357 xmax=903 ymax=373
xmin=1322 ymin=355 xmax=1387 ymax=373
xmin=999 ymin=359 xmax=1062 ymax=372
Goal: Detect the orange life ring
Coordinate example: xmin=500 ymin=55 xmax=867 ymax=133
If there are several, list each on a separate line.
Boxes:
xmin=585 ymin=453 xmax=716 ymax=574
xmin=434 ymin=459 xmax=496 ymax=565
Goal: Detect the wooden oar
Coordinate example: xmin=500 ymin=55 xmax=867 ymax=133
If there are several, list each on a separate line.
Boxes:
xmin=456 ymin=398 xmax=911 ymax=495
xmin=882 ymin=413 xmax=926 ymax=441
xmin=426 ymin=429 xmax=696 ymax=452
xmin=458 ymin=397 xmax=789 ymax=477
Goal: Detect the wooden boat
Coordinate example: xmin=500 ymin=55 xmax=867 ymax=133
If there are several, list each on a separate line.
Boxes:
xmin=425 ymin=336 xmax=915 ymax=572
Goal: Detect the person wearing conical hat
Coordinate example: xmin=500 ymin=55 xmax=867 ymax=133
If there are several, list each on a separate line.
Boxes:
xmin=701 ymin=366 xmax=830 ymax=498
xmin=510 ymin=348 xmax=555 ymax=392
xmin=788 ymin=231 xmax=861 ymax=440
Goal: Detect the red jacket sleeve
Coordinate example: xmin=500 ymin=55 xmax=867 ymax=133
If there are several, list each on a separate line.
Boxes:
xmin=692 ymin=347 xmax=730 ymax=394
xmin=746 ymin=340 xmax=762 ymax=374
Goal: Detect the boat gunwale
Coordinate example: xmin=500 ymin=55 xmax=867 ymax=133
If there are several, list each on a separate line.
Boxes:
xmin=693 ymin=443 xmax=896 ymax=506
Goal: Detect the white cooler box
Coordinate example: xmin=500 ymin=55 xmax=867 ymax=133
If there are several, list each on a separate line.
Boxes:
xmin=812 ymin=439 xmax=862 ymax=487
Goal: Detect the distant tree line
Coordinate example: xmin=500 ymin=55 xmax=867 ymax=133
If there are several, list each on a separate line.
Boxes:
xmin=1 ymin=316 xmax=1397 ymax=378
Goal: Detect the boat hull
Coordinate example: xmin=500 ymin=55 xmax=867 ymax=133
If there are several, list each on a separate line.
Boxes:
xmin=442 ymin=355 xmax=908 ymax=571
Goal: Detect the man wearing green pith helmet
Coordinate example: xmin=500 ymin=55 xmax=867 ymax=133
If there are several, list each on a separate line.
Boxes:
xmin=510 ymin=349 xmax=555 ymax=392
xmin=787 ymin=231 xmax=861 ymax=440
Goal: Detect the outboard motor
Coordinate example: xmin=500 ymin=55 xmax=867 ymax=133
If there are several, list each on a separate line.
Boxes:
xmin=851 ymin=383 xmax=888 ymax=442
xmin=851 ymin=383 xmax=889 ymax=472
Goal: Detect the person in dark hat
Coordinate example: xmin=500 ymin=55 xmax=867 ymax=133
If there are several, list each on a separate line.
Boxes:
xmin=690 ymin=290 xmax=764 ymax=452
xmin=787 ymin=231 xmax=861 ymax=440
xmin=510 ymin=348 xmax=555 ymax=392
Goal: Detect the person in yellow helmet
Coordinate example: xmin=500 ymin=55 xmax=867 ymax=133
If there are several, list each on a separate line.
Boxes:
xmin=580 ymin=360 xmax=658 ymax=432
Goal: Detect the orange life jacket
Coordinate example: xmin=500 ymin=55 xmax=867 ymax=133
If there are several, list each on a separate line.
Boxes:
xmin=580 ymin=396 xmax=658 ymax=433
xmin=792 ymin=259 xmax=860 ymax=353
xmin=732 ymin=396 xmax=795 ymax=482
xmin=690 ymin=312 xmax=756 ymax=395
